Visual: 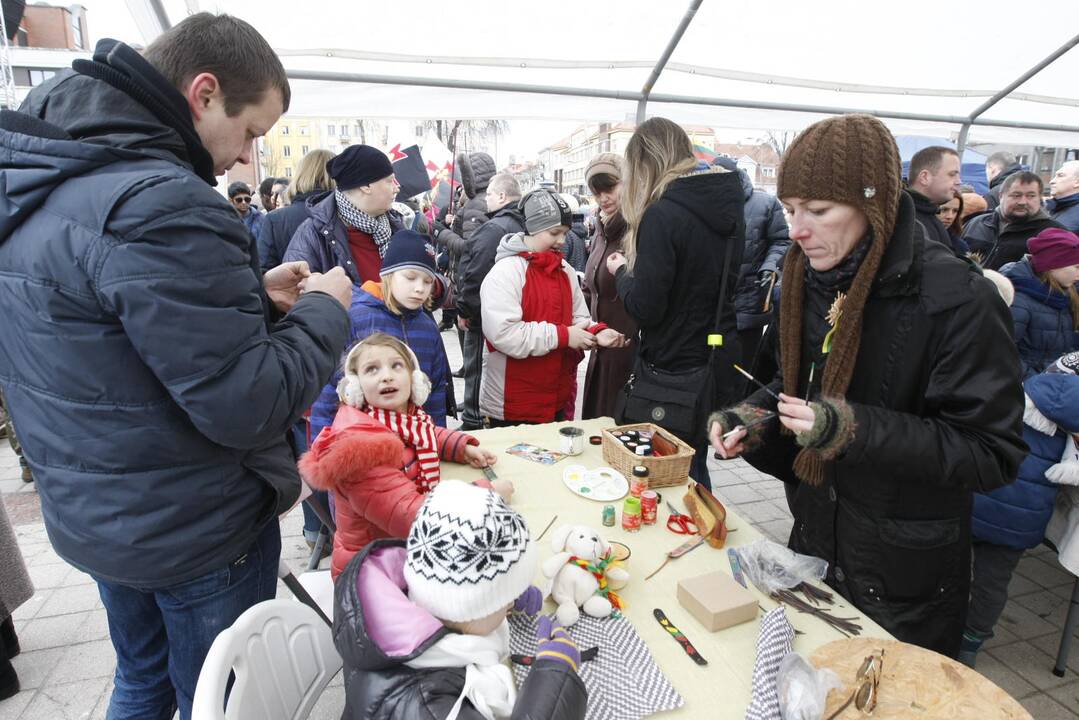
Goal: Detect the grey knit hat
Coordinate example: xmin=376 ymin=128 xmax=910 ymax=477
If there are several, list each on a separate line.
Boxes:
xmin=519 ymin=189 xmax=571 ymax=235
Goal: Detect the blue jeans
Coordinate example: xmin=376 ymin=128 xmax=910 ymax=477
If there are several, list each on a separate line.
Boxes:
xmin=95 ymin=520 xmax=281 ymax=720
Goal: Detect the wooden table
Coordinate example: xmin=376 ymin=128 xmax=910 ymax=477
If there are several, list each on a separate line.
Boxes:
xmin=448 ymin=417 xmax=894 ymax=718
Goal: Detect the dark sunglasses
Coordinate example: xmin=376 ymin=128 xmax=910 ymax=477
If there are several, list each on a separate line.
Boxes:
xmin=825 ymin=649 xmax=883 ymax=719
xmin=232 ymin=196 xmax=252 ymax=204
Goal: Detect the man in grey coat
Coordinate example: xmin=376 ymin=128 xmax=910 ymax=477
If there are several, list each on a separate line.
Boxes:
xmin=0 ymin=501 xmax=32 ymax=699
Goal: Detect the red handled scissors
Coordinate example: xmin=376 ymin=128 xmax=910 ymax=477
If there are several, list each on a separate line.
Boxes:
xmin=666 ymin=502 xmax=697 ymax=535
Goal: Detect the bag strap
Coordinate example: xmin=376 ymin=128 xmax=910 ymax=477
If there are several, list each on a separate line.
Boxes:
xmin=707 ymin=236 xmax=737 ymax=370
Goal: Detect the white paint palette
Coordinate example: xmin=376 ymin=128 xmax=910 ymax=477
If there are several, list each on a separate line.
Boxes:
xmin=561 ymin=465 xmax=629 ymax=502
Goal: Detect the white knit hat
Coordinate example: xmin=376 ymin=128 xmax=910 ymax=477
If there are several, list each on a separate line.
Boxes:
xmin=404 ymin=480 xmax=537 ymax=623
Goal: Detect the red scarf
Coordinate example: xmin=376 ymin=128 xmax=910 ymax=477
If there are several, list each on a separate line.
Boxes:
xmin=363 ymin=405 xmax=440 ymax=491
xmin=518 ymin=251 xmax=575 ymax=411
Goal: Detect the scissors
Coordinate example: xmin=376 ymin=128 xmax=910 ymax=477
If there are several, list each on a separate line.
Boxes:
xmin=666 ymin=502 xmax=697 ymax=535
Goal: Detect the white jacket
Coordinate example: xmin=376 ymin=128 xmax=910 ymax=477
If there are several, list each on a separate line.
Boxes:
xmin=479 ymin=233 xmax=591 ymax=421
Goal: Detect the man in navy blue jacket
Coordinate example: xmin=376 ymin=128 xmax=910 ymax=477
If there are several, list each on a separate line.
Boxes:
xmin=0 ymin=13 xmax=351 ymax=719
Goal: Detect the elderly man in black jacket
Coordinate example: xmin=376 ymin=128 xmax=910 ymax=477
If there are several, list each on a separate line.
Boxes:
xmin=0 ymin=15 xmax=351 ymax=719
xmin=963 ymin=172 xmax=1063 ymax=269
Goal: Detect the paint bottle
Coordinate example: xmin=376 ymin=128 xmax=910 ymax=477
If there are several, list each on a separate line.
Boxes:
xmin=602 ymin=504 xmax=616 ymax=527
xmin=622 ymin=496 xmax=642 ymax=532
xmin=630 ymin=465 xmax=649 ymax=497
xmin=641 ymin=490 xmax=659 ymax=525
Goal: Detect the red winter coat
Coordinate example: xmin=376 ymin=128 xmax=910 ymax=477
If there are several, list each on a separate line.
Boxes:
xmin=298 ymin=405 xmax=477 ymax=579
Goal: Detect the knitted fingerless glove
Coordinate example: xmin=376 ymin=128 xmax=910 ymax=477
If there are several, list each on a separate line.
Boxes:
xmin=793 ymin=396 xmax=856 ymax=460
xmin=535 ymin=615 xmax=580 ymax=671
xmin=707 ymin=403 xmax=774 ymax=452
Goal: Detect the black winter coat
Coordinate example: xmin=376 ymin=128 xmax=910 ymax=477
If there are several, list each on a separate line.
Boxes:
xmin=256 ymin=190 xmax=322 ymax=271
xmin=984 ymin=162 xmax=1023 ymax=211
xmin=457 ymin=203 xmax=527 ymax=323
xmin=0 ymin=40 xmax=349 ymax=586
xmin=962 ymin=208 xmax=1062 ymax=270
xmin=732 ymin=169 xmax=790 ymax=330
xmin=908 ymin=189 xmax=956 ymax=253
xmin=334 ymin=540 xmax=587 ymax=720
xmin=1048 ymin=193 xmax=1079 ymax=234
xmin=741 ymin=194 xmax=1026 ymax=657
xmin=615 ymin=168 xmax=745 ymax=404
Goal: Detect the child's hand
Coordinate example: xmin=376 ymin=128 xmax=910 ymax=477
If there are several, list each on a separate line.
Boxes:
xmin=1046 ymin=462 xmax=1079 ymax=486
xmin=535 ymin=615 xmax=581 ymax=671
xmin=513 ymin=586 xmax=544 ymax=615
xmin=464 ymin=445 xmax=497 ymax=468
xmin=492 ymin=478 xmax=515 ymax=503
xmin=567 ymin=326 xmax=598 ymax=350
xmin=606 ymin=252 xmax=627 ymax=276
xmin=595 ymin=328 xmax=627 ymax=348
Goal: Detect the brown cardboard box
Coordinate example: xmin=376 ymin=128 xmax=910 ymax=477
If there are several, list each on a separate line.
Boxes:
xmin=676 ymin=570 xmax=758 ymax=632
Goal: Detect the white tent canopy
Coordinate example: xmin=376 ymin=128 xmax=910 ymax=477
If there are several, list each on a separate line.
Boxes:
xmin=127 ymin=0 xmax=1079 ymax=147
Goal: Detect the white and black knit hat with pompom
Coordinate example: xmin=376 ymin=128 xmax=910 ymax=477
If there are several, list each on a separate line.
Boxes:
xmin=404 ymin=480 xmax=537 ymax=622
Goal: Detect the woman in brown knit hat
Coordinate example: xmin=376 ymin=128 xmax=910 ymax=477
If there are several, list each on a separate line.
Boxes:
xmin=581 ymin=153 xmax=637 ymax=419
xmin=708 ymin=114 xmax=1027 ymax=657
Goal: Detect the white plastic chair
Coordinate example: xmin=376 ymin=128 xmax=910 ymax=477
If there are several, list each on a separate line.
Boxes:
xmin=192 ymin=599 xmax=343 ymax=720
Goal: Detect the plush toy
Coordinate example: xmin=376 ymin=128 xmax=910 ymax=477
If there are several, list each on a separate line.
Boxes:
xmin=541 ymin=524 xmax=631 ymax=627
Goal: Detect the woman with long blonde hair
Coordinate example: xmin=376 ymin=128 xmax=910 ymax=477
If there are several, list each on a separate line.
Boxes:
xmin=256 ymin=148 xmax=335 ymax=271
xmin=606 ymin=117 xmax=746 ymax=486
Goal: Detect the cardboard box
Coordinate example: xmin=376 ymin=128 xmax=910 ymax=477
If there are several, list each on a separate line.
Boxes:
xmin=677 ymin=570 xmax=758 ymax=632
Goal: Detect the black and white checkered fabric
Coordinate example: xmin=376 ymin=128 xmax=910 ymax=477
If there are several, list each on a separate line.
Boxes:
xmin=509 ymin=614 xmax=683 ymax=720
xmin=745 ymin=606 xmax=795 ymax=720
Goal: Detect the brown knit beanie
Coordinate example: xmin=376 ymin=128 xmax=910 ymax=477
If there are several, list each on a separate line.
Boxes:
xmin=777 ymin=114 xmax=901 ymax=250
xmin=586 ymin=153 xmax=623 ymax=188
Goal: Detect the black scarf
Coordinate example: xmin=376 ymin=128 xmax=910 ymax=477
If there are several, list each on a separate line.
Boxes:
xmin=73 ymin=39 xmax=216 ymax=185
xmin=805 ymin=234 xmax=873 ymax=294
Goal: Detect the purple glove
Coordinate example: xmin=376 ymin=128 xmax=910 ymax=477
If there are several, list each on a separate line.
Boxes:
xmin=513 ymin=585 xmax=544 ymax=615
xmin=535 ymin=615 xmax=580 ymax=671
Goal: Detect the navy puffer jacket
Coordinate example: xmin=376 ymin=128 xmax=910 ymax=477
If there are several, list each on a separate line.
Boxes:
xmin=0 ymin=40 xmax=349 ymax=586
xmin=1001 ymin=258 xmax=1079 ymax=378
xmin=732 ymin=169 xmax=790 ymax=330
xmin=973 ymin=371 xmax=1079 ymax=549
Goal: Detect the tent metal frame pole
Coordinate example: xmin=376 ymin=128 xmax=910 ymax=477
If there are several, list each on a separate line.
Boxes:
xmin=635 ymin=0 xmax=704 ymax=124
xmin=956 ymin=32 xmax=1079 ymax=152
xmin=285 ymin=69 xmax=1079 ymax=136
xmin=146 ymin=0 xmax=171 ymax=31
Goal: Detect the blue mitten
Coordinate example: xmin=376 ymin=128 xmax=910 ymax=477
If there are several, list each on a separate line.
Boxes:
xmin=535 ymin=615 xmax=580 ymax=671
xmin=513 ymin=585 xmax=544 ymax=616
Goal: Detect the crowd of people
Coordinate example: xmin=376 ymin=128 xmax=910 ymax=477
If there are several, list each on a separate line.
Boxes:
xmin=1 ymin=10 xmax=1079 ymax=718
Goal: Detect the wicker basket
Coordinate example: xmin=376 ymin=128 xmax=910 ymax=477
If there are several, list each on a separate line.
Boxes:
xmin=600 ymin=423 xmax=694 ymax=488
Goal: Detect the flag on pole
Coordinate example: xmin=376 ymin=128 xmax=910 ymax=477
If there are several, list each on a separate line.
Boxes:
xmin=421 ymin=131 xmax=460 ymax=190
xmin=387 ymin=143 xmax=431 ymax=201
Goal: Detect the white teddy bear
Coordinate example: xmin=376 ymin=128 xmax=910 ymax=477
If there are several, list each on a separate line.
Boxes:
xmin=541 ymin=524 xmax=630 ymax=627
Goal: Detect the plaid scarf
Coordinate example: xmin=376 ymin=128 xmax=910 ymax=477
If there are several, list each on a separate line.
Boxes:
xmin=364 ymin=405 xmax=440 ymax=491
xmin=336 ymin=190 xmax=393 ymax=256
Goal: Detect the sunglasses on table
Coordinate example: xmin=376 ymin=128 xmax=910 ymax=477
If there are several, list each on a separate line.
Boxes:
xmin=232 ymin=196 xmax=252 ymax=204
xmin=824 ymin=648 xmax=884 ymax=719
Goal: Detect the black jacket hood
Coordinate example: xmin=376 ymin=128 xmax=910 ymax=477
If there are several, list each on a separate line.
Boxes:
xmin=661 ymin=168 xmax=743 ymax=237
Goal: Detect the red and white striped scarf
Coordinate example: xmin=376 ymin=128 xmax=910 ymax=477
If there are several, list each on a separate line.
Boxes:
xmin=364 ymin=405 xmax=440 ymax=491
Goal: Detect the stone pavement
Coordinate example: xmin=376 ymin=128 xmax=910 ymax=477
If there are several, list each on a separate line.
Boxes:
xmin=1 ymin=327 xmax=1078 ymax=718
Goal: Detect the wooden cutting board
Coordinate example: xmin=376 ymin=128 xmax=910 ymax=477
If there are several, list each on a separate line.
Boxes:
xmin=809 ymin=637 xmax=1031 ymax=719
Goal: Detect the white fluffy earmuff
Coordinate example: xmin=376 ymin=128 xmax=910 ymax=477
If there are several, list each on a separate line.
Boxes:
xmin=336 ymin=336 xmax=432 ymax=409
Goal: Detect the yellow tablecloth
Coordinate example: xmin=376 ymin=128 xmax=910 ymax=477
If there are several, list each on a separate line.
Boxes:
xmin=447 ymin=417 xmax=893 ymax=718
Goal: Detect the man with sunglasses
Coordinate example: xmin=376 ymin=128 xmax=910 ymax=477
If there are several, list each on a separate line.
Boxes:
xmin=229 ymin=180 xmax=264 ymax=238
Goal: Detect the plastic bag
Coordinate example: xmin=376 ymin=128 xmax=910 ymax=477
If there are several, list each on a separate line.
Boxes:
xmin=777 ymin=652 xmax=843 ymax=720
xmin=735 ymin=539 xmax=828 ymax=595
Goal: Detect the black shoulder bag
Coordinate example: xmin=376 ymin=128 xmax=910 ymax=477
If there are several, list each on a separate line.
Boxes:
xmin=615 ymin=236 xmax=735 ymax=447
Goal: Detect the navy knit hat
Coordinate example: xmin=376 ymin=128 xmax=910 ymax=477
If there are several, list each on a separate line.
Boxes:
xmin=380 ymin=230 xmax=438 ymax=279
xmin=327 ymin=144 xmax=394 ymax=190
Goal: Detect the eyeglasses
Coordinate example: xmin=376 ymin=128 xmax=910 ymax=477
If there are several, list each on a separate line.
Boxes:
xmin=232 ymin=196 xmax=252 ymax=204
xmin=825 ymin=649 xmax=884 ymax=719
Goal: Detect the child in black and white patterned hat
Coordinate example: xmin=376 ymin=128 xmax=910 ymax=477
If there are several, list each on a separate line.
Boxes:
xmin=333 ymin=480 xmax=588 ymax=720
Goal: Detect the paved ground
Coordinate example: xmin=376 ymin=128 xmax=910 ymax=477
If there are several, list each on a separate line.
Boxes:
xmin=1 ymin=327 xmax=1078 ymax=719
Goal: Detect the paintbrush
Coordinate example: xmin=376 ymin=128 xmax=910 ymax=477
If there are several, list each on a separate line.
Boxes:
xmin=804 ymin=362 xmax=816 ymax=404
xmin=721 ymin=411 xmax=776 ymax=440
xmin=535 ymin=515 xmax=558 ymax=542
xmin=733 ymin=364 xmax=781 ymax=401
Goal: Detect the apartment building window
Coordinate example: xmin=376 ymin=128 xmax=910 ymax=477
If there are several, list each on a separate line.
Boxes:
xmin=762 ymin=166 xmax=776 ymax=178
xmin=301 ymin=145 xmax=310 ymax=154
xmin=71 ymin=15 xmax=84 ymax=49
xmin=300 ymin=126 xmax=309 ymax=136
xmin=15 ymin=27 xmax=28 ymax=46
xmin=354 ymin=125 xmax=362 ymax=137
xmin=281 ymin=126 xmax=290 ymax=135
xmin=283 ymin=146 xmax=291 ymax=157
xmin=328 ymin=124 xmax=336 ymax=136
xmin=284 ymin=167 xmax=293 ymax=177
xmin=12 ymin=68 xmax=56 ymax=87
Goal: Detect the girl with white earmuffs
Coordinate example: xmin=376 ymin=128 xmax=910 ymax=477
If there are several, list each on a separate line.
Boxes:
xmin=300 ymin=332 xmax=512 ymax=580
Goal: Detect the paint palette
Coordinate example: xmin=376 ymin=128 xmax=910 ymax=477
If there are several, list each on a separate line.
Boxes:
xmin=561 ymin=465 xmax=629 ymax=502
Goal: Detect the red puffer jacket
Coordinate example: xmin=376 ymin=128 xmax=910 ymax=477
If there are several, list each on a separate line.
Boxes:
xmin=299 ymin=405 xmax=477 ymax=579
